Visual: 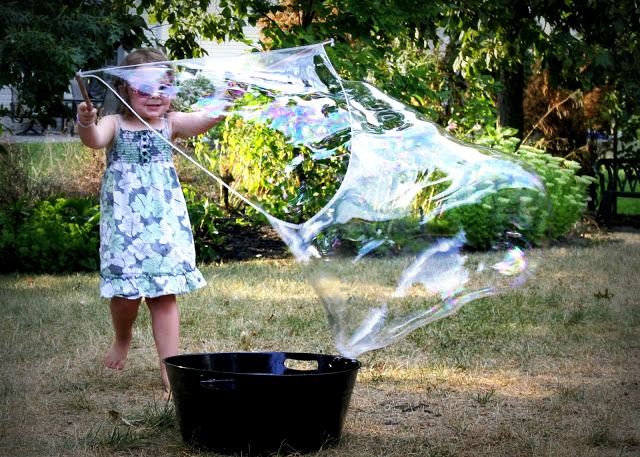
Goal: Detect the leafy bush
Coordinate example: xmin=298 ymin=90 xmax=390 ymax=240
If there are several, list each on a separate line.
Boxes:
xmin=440 ymin=187 xmax=550 ymax=250
xmin=190 ymin=118 xmax=588 ymax=252
xmin=0 ymin=196 xmax=100 ymax=273
xmin=515 ymin=146 xmax=596 ymax=238
xmin=194 ymin=110 xmax=348 ymax=224
xmin=0 ymin=188 xmax=238 ymax=273
xmin=182 ymin=184 xmax=227 ymax=263
xmin=468 ymin=125 xmax=596 ymax=240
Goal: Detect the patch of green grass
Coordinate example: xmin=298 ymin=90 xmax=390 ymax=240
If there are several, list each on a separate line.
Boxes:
xmin=596 ymin=167 xmax=640 ymax=215
xmin=615 ymin=197 xmax=640 ymax=215
xmin=0 ymin=232 xmax=639 ymax=456
xmin=9 ymin=141 xmax=90 ymax=183
xmin=1 ymin=141 xmax=103 ymax=202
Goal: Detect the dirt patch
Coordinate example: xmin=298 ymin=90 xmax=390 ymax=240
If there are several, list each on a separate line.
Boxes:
xmin=217 ymin=214 xmax=640 ymax=262
xmin=216 ymin=223 xmax=290 ymax=261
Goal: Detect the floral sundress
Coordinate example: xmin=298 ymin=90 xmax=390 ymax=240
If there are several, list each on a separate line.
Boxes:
xmin=99 ymin=116 xmax=206 ymax=299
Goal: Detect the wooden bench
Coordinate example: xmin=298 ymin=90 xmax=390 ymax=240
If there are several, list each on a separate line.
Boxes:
xmin=594 ymin=158 xmax=640 ymax=224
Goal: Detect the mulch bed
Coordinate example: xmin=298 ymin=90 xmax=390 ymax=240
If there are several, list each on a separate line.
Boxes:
xmin=216 ymin=223 xmax=290 ymax=261
xmin=216 ymin=213 xmax=640 ymax=261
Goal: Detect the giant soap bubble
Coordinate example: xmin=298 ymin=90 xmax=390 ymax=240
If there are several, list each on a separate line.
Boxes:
xmin=80 ymin=41 xmax=549 ymax=358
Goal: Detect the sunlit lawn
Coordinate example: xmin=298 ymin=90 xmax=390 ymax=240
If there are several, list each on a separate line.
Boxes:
xmin=1 ymin=229 xmax=639 ymax=456
xmin=615 ymin=197 xmax=640 ymax=215
xmin=1 ymin=138 xmax=640 ymax=456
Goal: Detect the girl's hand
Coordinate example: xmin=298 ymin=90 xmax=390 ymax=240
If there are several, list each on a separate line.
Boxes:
xmin=75 ymin=107 xmax=117 ymax=150
xmin=77 ymin=102 xmax=98 ymax=127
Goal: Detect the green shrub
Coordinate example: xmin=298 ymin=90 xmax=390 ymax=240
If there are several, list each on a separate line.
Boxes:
xmin=440 ymin=187 xmax=550 ymax=250
xmin=515 ymin=146 xmax=595 ymax=238
xmin=459 ymin=126 xmax=595 ymax=243
xmin=191 ymin=122 xmax=587 ymax=251
xmin=0 ymin=189 xmax=235 ymax=273
xmin=182 ymin=184 xmax=227 ymax=263
xmin=194 ymin=113 xmax=347 ymax=225
xmin=0 ymin=196 xmax=100 ymax=273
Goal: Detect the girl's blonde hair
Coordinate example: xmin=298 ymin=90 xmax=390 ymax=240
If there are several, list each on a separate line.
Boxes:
xmin=115 ymin=48 xmax=175 ymax=116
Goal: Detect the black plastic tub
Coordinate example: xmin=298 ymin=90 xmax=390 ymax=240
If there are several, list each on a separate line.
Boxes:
xmin=163 ymin=352 xmax=361 ymax=455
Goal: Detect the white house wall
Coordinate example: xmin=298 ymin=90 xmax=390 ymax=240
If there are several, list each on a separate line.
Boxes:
xmin=144 ymin=17 xmax=260 ymax=60
xmin=0 ymin=87 xmax=12 ymax=125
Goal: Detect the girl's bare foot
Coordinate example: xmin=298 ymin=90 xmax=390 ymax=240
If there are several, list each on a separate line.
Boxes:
xmin=103 ymin=339 xmax=131 ymax=370
xmin=161 ymin=366 xmax=171 ymax=393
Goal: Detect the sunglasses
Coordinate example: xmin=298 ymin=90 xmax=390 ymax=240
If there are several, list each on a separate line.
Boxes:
xmin=130 ymin=82 xmax=179 ymax=99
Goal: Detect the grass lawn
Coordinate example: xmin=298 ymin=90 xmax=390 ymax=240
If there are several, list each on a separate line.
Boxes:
xmin=1 ymin=228 xmax=639 ymax=456
xmin=0 ymin=139 xmax=220 ymax=206
xmin=615 ymin=197 xmax=640 ymax=215
xmin=596 ymin=165 xmax=640 ymax=216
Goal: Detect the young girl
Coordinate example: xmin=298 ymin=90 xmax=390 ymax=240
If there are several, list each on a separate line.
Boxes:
xmin=76 ymin=48 xmax=223 ymax=391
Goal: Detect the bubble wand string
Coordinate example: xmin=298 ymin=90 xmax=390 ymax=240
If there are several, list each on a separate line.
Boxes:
xmin=76 ymin=41 xmax=338 ymax=233
xmin=79 ymin=71 xmax=300 ymax=235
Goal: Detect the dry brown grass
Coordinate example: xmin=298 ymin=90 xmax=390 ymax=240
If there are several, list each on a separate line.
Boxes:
xmin=0 ymin=229 xmax=639 ymax=456
xmin=0 ymin=140 xmax=105 ymax=202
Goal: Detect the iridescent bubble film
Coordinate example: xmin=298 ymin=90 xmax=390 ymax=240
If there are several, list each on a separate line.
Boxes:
xmin=81 ymin=42 xmax=549 ymax=358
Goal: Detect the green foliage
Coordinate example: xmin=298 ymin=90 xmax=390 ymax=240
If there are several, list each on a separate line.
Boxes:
xmin=360 ymin=43 xmax=501 ymax=132
xmin=444 ymin=188 xmax=550 ymax=250
xmin=194 ymin=98 xmax=348 ymax=224
xmin=516 ymin=146 xmax=596 ymax=238
xmin=403 ymin=126 xmax=593 ymax=248
xmin=0 ymin=196 xmax=100 ymax=273
xmin=470 ymin=125 xmax=521 ymax=153
xmin=0 ymin=188 xmax=234 ymax=272
xmin=182 ymin=185 xmax=227 ymax=263
xmin=183 ymin=69 xmax=585 ymax=251
xmin=253 ymin=0 xmax=440 ymax=55
xmin=465 ymin=126 xmax=594 ymax=240
xmin=440 ymin=0 xmax=640 ymax=136
xmin=137 ymin=0 xmax=254 ymax=58
xmin=218 ymin=116 xmax=299 ymax=218
xmin=174 ymin=74 xmax=217 ymax=108
xmin=0 ymin=0 xmax=148 ymax=128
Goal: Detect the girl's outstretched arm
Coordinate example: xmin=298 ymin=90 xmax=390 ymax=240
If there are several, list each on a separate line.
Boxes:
xmin=76 ymin=102 xmax=118 ymax=150
xmin=169 ymin=110 xmax=226 ymax=141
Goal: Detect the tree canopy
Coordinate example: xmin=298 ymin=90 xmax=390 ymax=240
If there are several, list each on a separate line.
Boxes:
xmin=441 ymin=0 xmax=640 ymax=140
xmin=0 ymin=0 xmax=148 ymax=128
xmin=2 ymin=0 xmax=639 ymax=149
xmin=114 ymin=0 xmax=640 ymax=145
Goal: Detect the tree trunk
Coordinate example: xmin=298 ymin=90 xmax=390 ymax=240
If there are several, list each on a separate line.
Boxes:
xmin=497 ymin=62 xmax=525 ymax=139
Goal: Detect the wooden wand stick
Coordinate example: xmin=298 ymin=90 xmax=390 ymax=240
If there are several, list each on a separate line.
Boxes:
xmin=74 ymin=72 xmax=94 ymax=112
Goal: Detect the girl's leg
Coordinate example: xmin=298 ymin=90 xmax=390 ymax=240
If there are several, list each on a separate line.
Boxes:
xmin=145 ymin=294 xmax=180 ymax=390
xmin=104 ymin=296 xmax=142 ymax=370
